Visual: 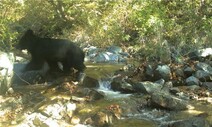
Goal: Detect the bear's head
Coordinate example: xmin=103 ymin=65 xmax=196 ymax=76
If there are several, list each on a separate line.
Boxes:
xmin=18 ymin=29 xmax=35 ymax=50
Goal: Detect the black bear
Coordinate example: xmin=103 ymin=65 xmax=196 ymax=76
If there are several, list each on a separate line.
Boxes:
xmin=17 ymin=29 xmax=86 ymax=81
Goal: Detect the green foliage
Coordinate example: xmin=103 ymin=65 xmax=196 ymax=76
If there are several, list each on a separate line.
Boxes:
xmin=0 ymin=0 xmax=211 ymax=59
xmin=0 ymin=0 xmax=22 ymax=51
xmin=129 ymin=0 xmax=212 ymax=60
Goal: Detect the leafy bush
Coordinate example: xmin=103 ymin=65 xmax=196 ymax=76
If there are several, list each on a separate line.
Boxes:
xmin=0 ymin=0 xmax=211 ymax=60
xmin=0 ymin=0 xmax=22 ymax=51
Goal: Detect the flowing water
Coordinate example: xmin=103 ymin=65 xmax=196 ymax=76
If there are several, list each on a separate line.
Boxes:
xmin=6 ymin=63 xmax=211 ymax=127
xmin=83 ymin=63 xmax=212 ymax=127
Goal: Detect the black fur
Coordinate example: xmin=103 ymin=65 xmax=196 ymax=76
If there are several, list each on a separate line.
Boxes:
xmin=18 ymin=29 xmax=86 ymax=75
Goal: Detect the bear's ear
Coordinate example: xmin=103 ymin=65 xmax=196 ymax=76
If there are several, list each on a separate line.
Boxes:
xmin=26 ymin=29 xmax=34 ymax=36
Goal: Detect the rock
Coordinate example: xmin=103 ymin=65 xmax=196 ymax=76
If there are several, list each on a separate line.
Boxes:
xmin=145 ymin=64 xmax=154 ymax=78
xmin=94 ymin=52 xmax=120 ymax=63
xmin=195 ymin=62 xmax=212 ymax=73
xmin=18 ymin=71 xmax=45 ymax=84
xmin=85 ymin=46 xmax=98 ymax=58
xmin=189 ymin=48 xmax=212 ymax=60
xmin=84 ymin=45 xmax=128 ymax=63
xmin=65 ymin=103 xmax=76 ymax=117
xmin=82 ymin=76 xmax=99 ymax=88
xmin=91 ymin=111 xmax=113 ymax=127
xmin=161 ymin=81 xmax=173 ymax=92
xmin=75 ymin=88 xmax=104 ymax=101
xmin=202 ymin=82 xmax=212 ymax=90
xmin=169 ymin=87 xmax=180 ymax=95
xmin=33 ymin=115 xmax=59 ymax=127
xmin=106 ymin=52 xmax=119 ymax=62
xmin=87 ymin=89 xmax=105 ymax=101
xmin=155 ymin=65 xmax=171 ymax=81
xmin=186 ymin=76 xmax=200 ymax=86
xmin=184 ymin=66 xmax=194 ymax=77
xmin=41 ymin=101 xmax=77 ymax=123
xmin=175 ymin=67 xmax=185 ymax=78
xmin=7 ymin=87 xmax=14 ymax=94
xmin=172 ymin=79 xmax=184 ymax=87
xmin=160 ymin=116 xmax=210 ymax=127
xmin=12 ymin=62 xmax=49 ymax=85
xmin=0 ymin=51 xmax=14 ymax=95
xmin=70 ymin=116 xmax=80 ymax=125
xmin=119 ymin=52 xmax=130 ymax=57
xmin=111 ymin=80 xmax=135 ymax=93
xmin=71 ymin=96 xmax=87 ymax=102
xmin=176 ymin=92 xmax=190 ymax=100
xmin=134 ymin=81 xmax=162 ymax=94
xmin=107 ymin=46 xmax=122 ymax=54
xmin=94 ymin=52 xmax=109 ymax=63
xmin=155 ymin=79 xmax=165 ymax=85
xmin=195 ymin=62 xmax=212 ymax=81
xmin=43 ymin=102 xmax=65 ymax=119
xmin=151 ymin=92 xmax=194 ymax=110
xmin=20 ymin=113 xmax=60 ymax=127
xmin=83 ymin=103 xmax=122 ymax=126
xmin=77 ymin=72 xmax=86 ymax=84
xmin=195 ymin=70 xmax=211 ymax=81
xmin=186 ymin=85 xmax=200 ymax=91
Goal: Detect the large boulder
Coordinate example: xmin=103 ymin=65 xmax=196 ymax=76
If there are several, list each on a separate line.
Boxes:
xmin=82 ymin=76 xmax=99 ymax=88
xmin=12 ymin=62 xmax=48 ymax=85
xmin=134 ymin=81 xmax=162 ymax=94
xmin=111 ymin=80 xmax=135 ymax=93
xmin=151 ymin=92 xmax=193 ymax=110
xmin=195 ymin=62 xmax=212 ymax=81
xmin=0 ymin=51 xmax=14 ymax=95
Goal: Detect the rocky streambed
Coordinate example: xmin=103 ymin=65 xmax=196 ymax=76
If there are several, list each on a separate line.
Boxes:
xmin=0 ymin=47 xmax=211 ymax=127
xmin=0 ymin=61 xmax=211 ymax=127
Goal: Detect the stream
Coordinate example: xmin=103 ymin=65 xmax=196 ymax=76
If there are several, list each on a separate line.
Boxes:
xmin=1 ymin=63 xmax=211 ymax=127
xmin=80 ymin=63 xmax=212 ymax=127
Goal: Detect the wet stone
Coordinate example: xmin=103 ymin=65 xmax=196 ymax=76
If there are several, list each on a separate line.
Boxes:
xmin=82 ymin=76 xmax=99 ymax=88
xmin=94 ymin=52 xmax=109 ymax=63
xmin=87 ymin=89 xmax=105 ymax=101
xmin=186 ymin=76 xmax=200 ymax=86
xmin=134 ymin=81 xmax=162 ymax=94
xmin=111 ymin=80 xmax=135 ymax=93
xmin=151 ymin=92 xmax=193 ymax=110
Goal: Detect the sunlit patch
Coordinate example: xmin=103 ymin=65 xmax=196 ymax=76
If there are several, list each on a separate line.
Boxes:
xmin=201 ymin=48 xmax=212 ymax=57
xmin=185 ymin=109 xmax=203 ymax=115
xmin=21 ymin=49 xmax=28 ymax=54
xmin=186 ymin=105 xmax=195 ymax=110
